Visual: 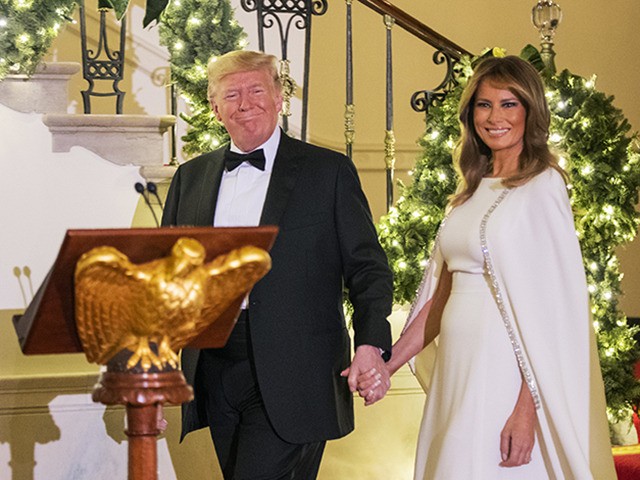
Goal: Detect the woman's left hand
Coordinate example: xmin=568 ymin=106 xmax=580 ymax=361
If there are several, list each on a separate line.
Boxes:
xmin=499 ymin=383 xmax=537 ymax=467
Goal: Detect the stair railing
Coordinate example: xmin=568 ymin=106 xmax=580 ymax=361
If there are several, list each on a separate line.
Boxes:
xmin=349 ymin=0 xmax=472 ymax=210
xmin=240 ymin=0 xmax=329 ymax=141
xmin=238 ymin=0 xmax=471 ymax=210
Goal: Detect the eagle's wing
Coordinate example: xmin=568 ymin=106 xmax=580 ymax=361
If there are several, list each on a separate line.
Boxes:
xmin=170 ymin=246 xmax=271 ymax=350
xmin=74 ymin=246 xmax=147 ymax=364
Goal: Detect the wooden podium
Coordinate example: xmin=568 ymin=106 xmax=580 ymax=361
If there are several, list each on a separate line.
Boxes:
xmin=12 ymin=226 xmax=278 ymax=480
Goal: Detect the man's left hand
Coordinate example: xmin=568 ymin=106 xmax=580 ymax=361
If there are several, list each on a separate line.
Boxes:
xmin=340 ymin=345 xmax=390 ymax=406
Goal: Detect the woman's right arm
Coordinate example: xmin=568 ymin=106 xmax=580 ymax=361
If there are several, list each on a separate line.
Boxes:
xmin=387 ymin=264 xmax=453 ymax=376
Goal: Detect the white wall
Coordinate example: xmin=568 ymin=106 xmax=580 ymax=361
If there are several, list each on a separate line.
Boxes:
xmin=0 ymin=105 xmax=143 ymax=311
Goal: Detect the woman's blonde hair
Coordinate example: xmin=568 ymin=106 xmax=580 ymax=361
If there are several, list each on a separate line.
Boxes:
xmin=207 ymin=50 xmax=282 ymax=100
xmin=451 ymin=55 xmax=564 ymax=206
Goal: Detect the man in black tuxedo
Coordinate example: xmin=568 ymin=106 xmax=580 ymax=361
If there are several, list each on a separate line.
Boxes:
xmin=162 ymin=50 xmax=393 ymax=479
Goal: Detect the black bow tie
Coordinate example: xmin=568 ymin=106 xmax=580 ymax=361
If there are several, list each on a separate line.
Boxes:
xmin=223 ymin=148 xmax=266 ymax=172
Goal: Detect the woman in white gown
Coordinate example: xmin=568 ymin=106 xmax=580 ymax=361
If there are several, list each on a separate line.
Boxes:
xmin=361 ymin=56 xmax=616 ymax=479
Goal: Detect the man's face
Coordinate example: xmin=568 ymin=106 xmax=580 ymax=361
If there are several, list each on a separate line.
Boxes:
xmin=210 ymin=69 xmax=283 ymax=152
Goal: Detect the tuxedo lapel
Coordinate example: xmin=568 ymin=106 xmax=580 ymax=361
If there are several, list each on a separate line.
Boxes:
xmin=260 ymin=133 xmax=300 ymax=226
xmin=195 ymin=150 xmax=225 ymax=226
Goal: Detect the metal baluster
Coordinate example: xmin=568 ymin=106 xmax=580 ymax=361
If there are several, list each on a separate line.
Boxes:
xmin=300 ymin=3 xmax=312 ymax=141
xmin=345 ymin=0 xmax=355 ymax=159
xmin=240 ymin=0 xmax=328 ymax=140
xmin=384 ymin=14 xmax=396 ymax=211
xmin=169 ymin=83 xmax=179 ymax=166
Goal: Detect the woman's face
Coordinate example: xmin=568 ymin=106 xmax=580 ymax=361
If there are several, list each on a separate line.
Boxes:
xmin=472 ymin=80 xmax=526 ymax=160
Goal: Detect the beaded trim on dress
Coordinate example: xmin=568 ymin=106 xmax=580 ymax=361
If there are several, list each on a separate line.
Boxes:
xmin=404 ymin=183 xmax=541 ymax=409
xmin=479 ymin=187 xmax=541 ymax=409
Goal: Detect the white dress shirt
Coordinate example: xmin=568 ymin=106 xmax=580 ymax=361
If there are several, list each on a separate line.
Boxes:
xmin=213 ymin=127 xmax=280 ymax=228
xmin=214 ymin=127 xmax=280 ymax=308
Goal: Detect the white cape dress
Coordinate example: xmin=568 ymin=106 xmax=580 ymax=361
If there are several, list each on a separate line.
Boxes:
xmin=405 ymin=169 xmax=616 ymax=479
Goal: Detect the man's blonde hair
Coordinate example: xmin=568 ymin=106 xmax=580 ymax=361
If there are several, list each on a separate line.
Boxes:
xmin=207 ymin=50 xmax=282 ymax=100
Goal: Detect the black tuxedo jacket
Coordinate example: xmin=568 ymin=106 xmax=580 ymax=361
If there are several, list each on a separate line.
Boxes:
xmin=162 ymin=132 xmax=393 ymax=444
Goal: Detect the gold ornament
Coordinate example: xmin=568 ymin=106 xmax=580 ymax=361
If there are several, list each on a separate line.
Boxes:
xmin=74 ymin=237 xmax=271 ymax=371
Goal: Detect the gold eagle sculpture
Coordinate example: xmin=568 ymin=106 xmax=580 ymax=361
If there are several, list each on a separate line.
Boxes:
xmin=74 ymin=237 xmax=271 ymax=372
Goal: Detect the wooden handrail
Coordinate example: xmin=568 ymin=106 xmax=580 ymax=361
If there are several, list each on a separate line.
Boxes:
xmin=356 ymin=0 xmax=471 ymax=59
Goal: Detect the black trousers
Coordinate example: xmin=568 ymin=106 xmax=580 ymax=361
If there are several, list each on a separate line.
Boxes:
xmin=196 ymin=311 xmax=326 ymax=480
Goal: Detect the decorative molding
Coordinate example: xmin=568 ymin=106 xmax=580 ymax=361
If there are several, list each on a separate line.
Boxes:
xmin=0 ymin=365 xmax=421 ymax=418
xmin=0 ymin=62 xmax=81 ymax=114
xmin=42 ymin=113 xmax=175 ymax=170
xmin=139 ymin=164 xmax=178 ymax=183
xmin=0 ymin=373 xmax=99 ymax=416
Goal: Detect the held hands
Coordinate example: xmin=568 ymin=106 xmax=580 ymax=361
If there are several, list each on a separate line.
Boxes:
xmin=354 ymin=365 xmax=389 ymax=406
xmin=499 ymin=386 xmax=537 ymax=467
xmin=340 ymin=345 xmax=390 ymax=406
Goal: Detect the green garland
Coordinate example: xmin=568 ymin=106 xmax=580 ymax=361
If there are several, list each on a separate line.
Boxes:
xmin=378 ymin=46 xmax=640 ymax=417
xmin=158 ymin=0 xmax=246 ymax=157
xmin=0 ymin=0 xmax=77 ymax=80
